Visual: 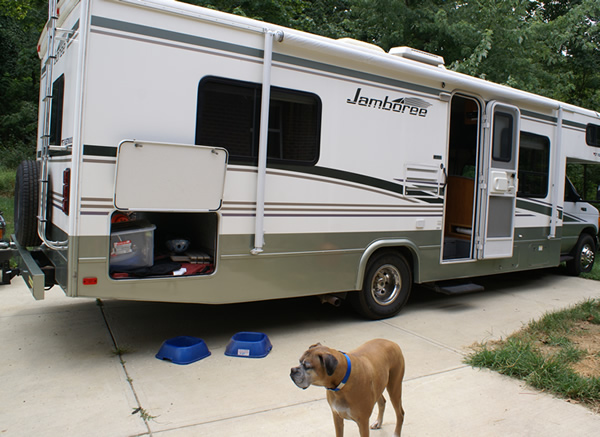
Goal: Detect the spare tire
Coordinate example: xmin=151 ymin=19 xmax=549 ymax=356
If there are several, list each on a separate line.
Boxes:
xmin=14 ymin=160 xmax=41 ymax=247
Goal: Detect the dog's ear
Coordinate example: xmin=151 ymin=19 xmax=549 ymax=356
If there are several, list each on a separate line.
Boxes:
xmin=322 ymin=353 xmax=338 ymax=376
xmin=308 ymin=343 xmax=322 ymax=349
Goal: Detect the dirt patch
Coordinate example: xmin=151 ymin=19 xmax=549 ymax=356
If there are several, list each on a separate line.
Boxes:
xmin=536 ymin=320 xmax=600 ymax=379
xmin=568 ymin=321 xmax=600 ymax=379
xmin=533 ymin=320 xmax=600 ymax=413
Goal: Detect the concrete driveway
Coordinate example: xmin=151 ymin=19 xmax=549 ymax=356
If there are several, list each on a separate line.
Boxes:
xmin=1 ymin=269 xmax=599 ymax=436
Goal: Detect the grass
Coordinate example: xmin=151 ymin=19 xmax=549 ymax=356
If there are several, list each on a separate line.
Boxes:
xmin=466 ymin=299 xmax=600 ymax=412
xmin=581 ymin=258 xmax=600 ymax=281
xmin=0 ymin=167 xmax=15 ymax=196
xmin=0 ymin=196 xmax=14 ymax=237
xmin=131 ymin=407 xmax=157 ymax=422
xmin=0 ymin=167 xmax=15 ymax=237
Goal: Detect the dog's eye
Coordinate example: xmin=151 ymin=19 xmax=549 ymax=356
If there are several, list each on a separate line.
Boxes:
xmin=302 ymin=361 xmax=312 ymax=370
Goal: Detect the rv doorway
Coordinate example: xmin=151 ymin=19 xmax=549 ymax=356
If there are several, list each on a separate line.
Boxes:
xmin=443 ymin=95 xmax=481 ymax=260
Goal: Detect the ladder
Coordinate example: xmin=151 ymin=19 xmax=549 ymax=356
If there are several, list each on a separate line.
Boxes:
xmin=38 ymin=0 xmax=73 ymax=249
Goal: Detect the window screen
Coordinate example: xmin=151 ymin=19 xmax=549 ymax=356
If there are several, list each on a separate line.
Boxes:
xmin=196 ymin=77 xmax=321 ymax=165
xmin=518 ymin=132 xmax=550 ymax=198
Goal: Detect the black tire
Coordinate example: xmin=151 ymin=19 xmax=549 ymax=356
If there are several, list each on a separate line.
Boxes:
xmin=350 ymin=252 xmax=412 ymax=319
xmin=14 ymin=160 xmax=41 ymax=247
xmin=566 ymin=234 xmax=596 ymax=276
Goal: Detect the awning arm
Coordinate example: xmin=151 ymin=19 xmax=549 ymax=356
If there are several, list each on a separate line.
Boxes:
xmin=251 ymin=29 xmax=283 ymax=255
xmin=549 ymin=105 xmax=563 ymax=239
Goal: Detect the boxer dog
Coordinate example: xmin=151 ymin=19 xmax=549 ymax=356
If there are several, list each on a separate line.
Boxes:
xmin=290 ymin=339 xmax=405 ymax=436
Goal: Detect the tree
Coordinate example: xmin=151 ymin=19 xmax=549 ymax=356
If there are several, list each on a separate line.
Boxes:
xmin=1 ymin=0 xmax=598 ymax=172
xmin=538 ymin=0 xmax=600 ymax=109
xmin=0 ymin=0 xmax=47 ymax=168
xmin=183 ymin=0 xmax=353 ymax=38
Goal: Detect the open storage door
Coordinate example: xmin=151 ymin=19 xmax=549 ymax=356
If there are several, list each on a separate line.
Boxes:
xmin=477 ymin=102 xmax=520 ymax=259
xmin=114 ymin=141 xmax=228 ymax=211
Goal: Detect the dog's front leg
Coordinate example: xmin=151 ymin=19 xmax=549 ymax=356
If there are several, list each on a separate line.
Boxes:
xmin=332 ymin=412 xmax=344 ymax=437
xmin=357 ymin=419 xmax=372 ymax=436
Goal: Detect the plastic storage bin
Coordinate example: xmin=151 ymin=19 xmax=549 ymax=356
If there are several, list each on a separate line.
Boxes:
xmin=109 ymin=220 xmax=156 ymax=270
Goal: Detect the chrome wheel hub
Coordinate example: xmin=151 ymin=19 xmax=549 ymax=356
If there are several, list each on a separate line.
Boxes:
xmin=371 ymin=264 xmax=401 ymax=306
xmin=580 ymin=244 xmax=595 ymax=271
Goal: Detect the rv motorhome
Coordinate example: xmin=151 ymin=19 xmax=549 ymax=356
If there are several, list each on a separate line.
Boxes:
xmin=6 ymin=0 xmax=600 ymax=319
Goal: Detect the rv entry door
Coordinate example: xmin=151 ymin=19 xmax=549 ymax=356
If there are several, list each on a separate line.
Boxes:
xmin=477 ymin=102 xmax=520 ymax=259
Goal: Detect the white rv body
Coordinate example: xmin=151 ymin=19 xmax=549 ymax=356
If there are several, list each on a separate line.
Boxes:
xmin=13 ymin=0 xmax=599 ymax=317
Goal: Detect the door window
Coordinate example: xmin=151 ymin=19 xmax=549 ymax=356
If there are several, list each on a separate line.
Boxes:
xmin=492 ymin=112 xmax=514 ymax=163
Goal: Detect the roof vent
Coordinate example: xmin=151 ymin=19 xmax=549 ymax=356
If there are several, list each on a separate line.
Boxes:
xmin=337 ymin=38 xmax=385 ymax=53
xmin=389 ymin=46 xmax=445 ymax=68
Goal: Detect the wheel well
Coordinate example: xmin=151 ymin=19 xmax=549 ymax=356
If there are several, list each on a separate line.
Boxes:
xmin=579 ymin=227 xmax=598 ymax=249
xmin=357 ymin=244 xmax=419 ymax=290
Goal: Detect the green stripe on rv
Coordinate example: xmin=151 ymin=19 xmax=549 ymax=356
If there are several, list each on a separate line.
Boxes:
xmin=89 ymin=15 xmax=588 ymax=130
xmin=516 ymin=199 xmax=552 ymax=217
xmin=90 ymin=15 xmax=440 ymax=97
xmin=90 ymin=16 xmax=263 ymax=58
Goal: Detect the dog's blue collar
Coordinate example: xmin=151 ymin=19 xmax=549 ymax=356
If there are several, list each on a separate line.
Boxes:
xmin=328 ymin=352 xmax=351 ymax=392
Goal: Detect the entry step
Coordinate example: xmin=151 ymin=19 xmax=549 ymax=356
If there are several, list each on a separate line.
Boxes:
xmin=433 ymin=281 xmax=485 ymax=295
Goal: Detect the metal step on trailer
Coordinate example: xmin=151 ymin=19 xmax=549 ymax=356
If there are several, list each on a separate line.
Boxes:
xmin=431 ymin=281 xmax=485 ymax=295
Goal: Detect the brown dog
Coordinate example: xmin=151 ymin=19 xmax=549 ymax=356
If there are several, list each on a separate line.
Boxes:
xmin=290 ymin=339 xmax=405 ymax=436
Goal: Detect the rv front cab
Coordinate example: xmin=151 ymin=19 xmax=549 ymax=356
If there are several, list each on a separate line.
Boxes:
xmin=563 ymin=177 xmax=600 ymax=275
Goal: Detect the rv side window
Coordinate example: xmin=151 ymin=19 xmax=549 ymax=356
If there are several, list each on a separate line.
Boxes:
xmin=196 ymin=77 xmax=321 ymax=165
xmin=49 ymin=74 xmax=65 ymax=146
xmin=518 ymin=132 xmax=550 ymax=198
xmin=492 ymin=112 xmax=513 ymax=162
xmin=586 ymin=124 xmax=600 ymax=147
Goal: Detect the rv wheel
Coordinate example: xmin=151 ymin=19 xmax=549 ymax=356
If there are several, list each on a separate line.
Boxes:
xmin=14 ymin=160 xmax=41 ymax=247
xmin=350 ymin=252 xmax=412 ymax=319
xmin=566 ymin=234 xmax=596 ymax=276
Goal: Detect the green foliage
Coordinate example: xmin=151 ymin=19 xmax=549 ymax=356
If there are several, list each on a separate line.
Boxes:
xmin=581 ymin=260 xmax=600 ymax=281
xmin=0 ymin=167 xmax=15 ymax=196
xmin=567 ymin=163 xmax=600 ymax=202
xmin=0 ymin=195 xmax=14 ymax=236
xmin=0 ymin=166 xmax=15 ymax=236
xmin=2 ymin=0 xmax=600 ymax=171
xmin=184 ymin=0 xmax=354 ymax=38
xmin=0 ymin=0 xmax=46 ymax=168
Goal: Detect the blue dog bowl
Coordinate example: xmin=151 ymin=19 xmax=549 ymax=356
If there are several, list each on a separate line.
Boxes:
xmin=225 ymin=332 xmax=272 ymax=358
xmin=156 ymin=336 xmax=211 ymax=364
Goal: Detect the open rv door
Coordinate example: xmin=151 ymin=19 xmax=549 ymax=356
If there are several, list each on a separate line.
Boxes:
xmin=476 ymin=102 xmax=520 ymax=259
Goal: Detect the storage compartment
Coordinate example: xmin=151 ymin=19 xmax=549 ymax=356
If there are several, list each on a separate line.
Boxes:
xmin=109 ymin=220 xmax=156 ymax=270
xmin=109 ymin=212 xmax=218 ymax=279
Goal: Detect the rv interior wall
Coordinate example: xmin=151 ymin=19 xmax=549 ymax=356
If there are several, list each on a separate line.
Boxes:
xmin=443 ymin=95 xmax=480 ymax=260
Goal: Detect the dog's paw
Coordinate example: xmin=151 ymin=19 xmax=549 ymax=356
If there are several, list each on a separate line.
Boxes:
xmin=370 ymin=420 xmax=382 ymax=430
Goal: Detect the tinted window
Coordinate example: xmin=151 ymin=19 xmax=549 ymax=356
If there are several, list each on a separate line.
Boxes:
xmin=49 ymin=74 xmax=65 ymax=145
xmin=518 ymin=132 xmax=550 ymax=198
xmin=564 ymin=177 xmax=581 ymax=202
xmin=492 ymin=112 xmax=514 ymax=162
xmin=586 ymin=124 xmax=600 ymax=147
xmin=196 ymin=77 xmax=321 ymax=165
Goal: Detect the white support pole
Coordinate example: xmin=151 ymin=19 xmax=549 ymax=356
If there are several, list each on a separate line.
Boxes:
xmin=549 ymin=106 xmax=563 ymax=239
xmin=252 ymin=30 xmax=282 ymax=255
